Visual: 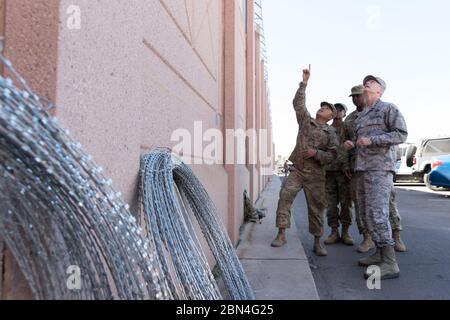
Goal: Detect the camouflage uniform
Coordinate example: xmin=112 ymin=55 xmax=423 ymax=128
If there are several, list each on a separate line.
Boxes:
xmin=354 ymin=99 xmax=408 ymax=247
xmin=389 ymin=183 xmax=402 ymax=231
xmin=325 ymin=125 xmax=352 ymax=229
xmin=342 ymin=111 xmax=403 ymax=234
xmin=276 ymin=82 xmax=338 ymax=237
xmin=342 ymin=111 xmax=364 ymax=231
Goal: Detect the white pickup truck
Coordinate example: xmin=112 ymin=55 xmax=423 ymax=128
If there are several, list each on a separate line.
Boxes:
xmin=394 ymin=143 xmax=417 ymax=182
xmin=408 ymin=136 xmax=450 ymax=183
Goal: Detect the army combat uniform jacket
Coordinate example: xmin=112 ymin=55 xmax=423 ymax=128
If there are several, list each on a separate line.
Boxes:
xmin=341 ymin=110 xmax=359 ymax=172
xmin=275 ymin=82 xmax=338 ymax=234
xmin=325 ymin=125 xmax=347 ymax=172
xmin=355 ymin=99 xmax=408 ymax=172
xmin=288 ymin=82 xmax=338 ymax=174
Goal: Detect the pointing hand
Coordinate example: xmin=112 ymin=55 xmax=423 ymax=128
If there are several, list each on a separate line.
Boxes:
xmin=303 ymin=64 xmax=311 ymax=84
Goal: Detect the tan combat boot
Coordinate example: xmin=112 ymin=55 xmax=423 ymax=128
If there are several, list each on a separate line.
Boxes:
xmin=271 ymin=228 xmax=287 ymax=247
xmin=313 ymin=237 xmax=327 ymax=256
xmin=393 ymin=229 xmax=407 ymax=252
xmin=358 ymin=247 xmax=381 ymax=267
xmin=357 ymin=232 xmax=375 ymax=253
xmin=324 ymin=227 xmax=340 ymax=245
xmin=364 ymin=246 xmax=400 ymax=280
xmin=341 ymin=225 xmax=354 ymax=246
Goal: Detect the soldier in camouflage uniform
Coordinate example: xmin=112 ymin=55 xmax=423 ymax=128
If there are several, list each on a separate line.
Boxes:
xmin=389 ymin=187 xmax=405 ymax=251
xmin=342 ymin=86 xmax=374 ymax=253
xmin=271 ymin=66 xmax=339 ymax=257
xmin=324 ymin=103 xmax=354 ymax=246
xmin=342 ymin=85 xmax=407 ymax=254
xmin=389 ymin=145 xmax=406 ymax=251
xmin=344 ymin=76 xmax=408 ymax=280
xmin=390 ymin=145 xmax=406 ymax=250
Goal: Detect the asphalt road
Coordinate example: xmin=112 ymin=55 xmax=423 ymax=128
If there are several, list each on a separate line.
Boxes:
xmin=289 ymin=179 xmax=450 ymax=300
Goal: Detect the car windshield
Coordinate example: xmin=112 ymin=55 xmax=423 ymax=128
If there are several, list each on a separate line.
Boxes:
xmin=423 ymin=139 xmax=450 ymax=155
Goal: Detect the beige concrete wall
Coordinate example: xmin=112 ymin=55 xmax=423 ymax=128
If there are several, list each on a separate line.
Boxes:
xmin=0 ymin=0 xmax=273 ymax=298
xmin=4 ymin=0 xmax=60 ymax=102
xmin=56 ymin=0 xmax=229 ymax=225
xmin=1 ymin=0 xmax=60 ymax=300
xmin=245 ymin=0 xmax=261 ymax=205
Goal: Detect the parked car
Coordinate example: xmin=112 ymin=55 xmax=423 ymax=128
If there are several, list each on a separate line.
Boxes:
xmin=424 ymin=155 xmax=450 ymax=191
xmin=394 ymin=143 xmax=417 ymax=182
xmin=408 ymin=136 xmax=450 ymax=183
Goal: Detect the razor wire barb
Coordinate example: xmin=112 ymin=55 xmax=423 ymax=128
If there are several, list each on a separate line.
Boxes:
xmin=140 ymin=150 xmax=255 ymax=300
xmin=0 ymin=53 xmax=171 ymax=300
xmin=0 ymin=52 xmax=254 ymax=301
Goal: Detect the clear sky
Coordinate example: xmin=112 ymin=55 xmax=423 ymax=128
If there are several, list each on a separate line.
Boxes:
xmin=262 ymin=0 xmax=450 ymax=157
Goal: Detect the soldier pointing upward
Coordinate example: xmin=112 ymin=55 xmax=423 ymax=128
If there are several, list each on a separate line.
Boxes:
xmin=271 ymin=65 xmax=339 ymax=257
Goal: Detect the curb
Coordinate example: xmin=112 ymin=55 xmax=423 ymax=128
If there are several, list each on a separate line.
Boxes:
xmin=237 ymin=175 xmax=319 ymax=300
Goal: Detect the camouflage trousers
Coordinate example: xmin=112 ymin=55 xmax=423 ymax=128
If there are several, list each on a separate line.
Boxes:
xmin=276 ymin=167 xmax=325 ymax=237
xmin=356 ymin=171 xmax=396 ymax=247
xmin=325 ymin=171 xmax=352 ymax=228
xmin=389 ymin=187 xmax=403 ymax=231
xmin=350 ymin=173 xmax=402 ymax=234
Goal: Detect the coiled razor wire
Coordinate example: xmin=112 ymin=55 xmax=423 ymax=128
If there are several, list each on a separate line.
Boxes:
xmin=0 ymin=53 xmax=171 ymax=300
xmin=140 ymin=150 xmax=255 ymax=300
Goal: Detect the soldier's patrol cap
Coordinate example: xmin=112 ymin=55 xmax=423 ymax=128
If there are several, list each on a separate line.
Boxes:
xmin=320 ymin=101 xmax=337 ymax=118
xmin=349 ymin=85 xmax=364 ymax=97
xmin=334 ymin=103 xmax=348 ymax=113
xmin=363 ymin=75 xmax=387 ymax=91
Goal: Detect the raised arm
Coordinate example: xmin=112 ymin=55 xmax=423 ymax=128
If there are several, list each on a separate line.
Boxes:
xmin=293 ymin=65 xmax=312 ymax=125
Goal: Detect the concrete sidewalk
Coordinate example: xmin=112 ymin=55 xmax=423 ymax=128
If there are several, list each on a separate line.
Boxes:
xmin=236 ymin=175 xmax=319 ymax=300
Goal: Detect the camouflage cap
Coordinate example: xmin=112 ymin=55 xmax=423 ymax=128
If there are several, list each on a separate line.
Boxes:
xmin=349 ymin=85 xmax=364 ymax=97
xmin=363 ymin=75 xmax=387 ymax=91
xmin=334 ymin=103 xmax=348 ymax=113
xmin=320 ymin=101 xmax=337 ymax=118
